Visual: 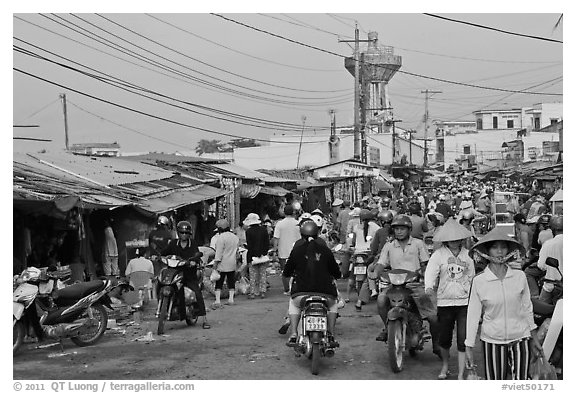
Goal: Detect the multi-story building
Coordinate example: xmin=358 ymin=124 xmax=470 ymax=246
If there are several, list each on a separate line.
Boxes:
xmin=70 ymin=142 xmax=120 ymax=157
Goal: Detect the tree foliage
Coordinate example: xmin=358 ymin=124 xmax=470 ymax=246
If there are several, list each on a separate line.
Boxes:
xmin=195 ymin=138 xmax=260 ymax=155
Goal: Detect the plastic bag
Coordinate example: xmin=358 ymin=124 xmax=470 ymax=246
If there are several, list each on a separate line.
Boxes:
xmin=235 ymin=276 xmax=249 ymax=295
xmin=529 ymin=357 xmax=557 ymax=380
xmin=464 ymin=365 xmax=482 ymax=380
xmin=210 ymin=269 xmax=221 ymax=283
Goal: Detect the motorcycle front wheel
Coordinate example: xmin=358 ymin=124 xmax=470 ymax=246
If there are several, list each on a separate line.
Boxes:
xmin=71 ymin=304 xmax=108 ymax=347
xmin=157 ymin=296 xmax=169 ymax=335
xmin=387 ymin=320 xmax=405 ymax=373
xmin=13 ymin=319 xmax=25 ymax=355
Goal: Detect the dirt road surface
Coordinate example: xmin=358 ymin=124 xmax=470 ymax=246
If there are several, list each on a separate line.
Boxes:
xmin=13 ymin=274 xmax=484 ymax=380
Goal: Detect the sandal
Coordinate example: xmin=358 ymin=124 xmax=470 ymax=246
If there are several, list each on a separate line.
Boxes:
xmin=437 ymin=370 xmax=451 ymax=380
xmin=202 ymin=321 xmax=211 ymax=329
xmin=286 ymin=334 xmax=298 ymax=347
xmin=211 ymin=303 xmax=222 ymax=310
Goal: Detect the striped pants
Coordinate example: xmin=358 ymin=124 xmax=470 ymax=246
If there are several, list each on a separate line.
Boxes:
xmin=481 ymin=338 xmax=531 ymax=380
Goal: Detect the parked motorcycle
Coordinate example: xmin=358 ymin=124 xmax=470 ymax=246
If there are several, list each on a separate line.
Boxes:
xmin=289 ymin=294 xmax=339 ymax=375
xmin=13 ymin=267 xmax=133 ymax=355
xmin=531 ymin=257 xmax=563 ymax=379
xmin=156 ymin=253 xmax=203 ymax=335
xmin=380 ymin=268 xmax=425 ymax=373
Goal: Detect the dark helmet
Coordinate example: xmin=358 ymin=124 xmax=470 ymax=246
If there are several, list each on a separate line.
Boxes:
xmin=461 ymin=210 xmax=474 ymax=221
xmin=549 ymin=215 xmax=563 ymax=232
xmin=408 ymin=202 xmax=421 ymax=214
xmin=391 ymin=214 xmax=412 ymax=229
xmin=537 ymin=214 xmax=552 ymax=227
xmin=378 ymin=210 xmax=394 ymax=223
xmin=176 ymin=221 xmax=192 ymax=234
xmin=300 ymin=220 xmax=319 ymax=238
xmin=359 ymin=209 xmax=374 ymax=221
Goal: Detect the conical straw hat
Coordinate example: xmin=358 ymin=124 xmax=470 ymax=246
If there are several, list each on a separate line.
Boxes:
xmin=432 ymin=217 xmax=473 ymax=242
xmin=470 ymin=227 xmax=524 ymax=255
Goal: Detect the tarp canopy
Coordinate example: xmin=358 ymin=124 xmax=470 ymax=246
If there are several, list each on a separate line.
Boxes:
xmin=550 ymin=189 xmax=563 ymax=202
xmin=138 ymin=185 xmax=228 ymax=213
xmin=259 ymin=186 xmax=291 ymax=197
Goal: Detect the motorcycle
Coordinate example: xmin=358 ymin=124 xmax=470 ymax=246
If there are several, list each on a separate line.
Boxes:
xmin=350 ymin=248 xmax=370 ymax=295
xmin=289 ymin=294 xmax=339 ymax=375
xmin=379 ymin=268 xmax=425 ymax=373
xmin=156 ymin=253 xmax=203 ymax=335
xmin=13 ymin=267 xmax=133 ymax=355
xmin=531 ymin=257 xmax=563 ymax=379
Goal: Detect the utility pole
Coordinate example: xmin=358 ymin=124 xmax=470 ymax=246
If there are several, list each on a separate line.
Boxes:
xmin=340 ymin=26 xmax=372 ymax=162
xmin=409 ymin=130 xmax=413 ymax=165
xmin=420 ymin=89 xmax=442 ymax=167
xmin=391 ymin=120 xmax=402 ymax=163
xmin=60 ymin=93 xmax=70 ymax=150
xmin=296 ymin=115 xmax=307 ymax=169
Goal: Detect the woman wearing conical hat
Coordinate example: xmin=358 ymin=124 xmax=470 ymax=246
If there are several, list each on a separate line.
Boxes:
xmin=424 ymin=218 xmax=475 ymax=380
xmin=464 ymin=227 xmax=543 ymax=380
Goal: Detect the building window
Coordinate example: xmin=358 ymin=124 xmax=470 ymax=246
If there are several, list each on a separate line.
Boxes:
xmin=463 ymin=144 xmax=471 ymax=155
xmin=507 ymin=120 xmax=514 ymax=128
xmin=535 ymin=117 xmax=541 ymax=130
xmin=551 ymin=118 xmax=558 ymax=125
xmin=477 ymin=119 xmax=483 ymax=130
xmin=493 ymin=116 xmax=498 ymax=129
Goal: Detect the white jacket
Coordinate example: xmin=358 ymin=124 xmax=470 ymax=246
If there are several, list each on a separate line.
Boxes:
xmin=465 ymin=267 xmax=536 ymax=346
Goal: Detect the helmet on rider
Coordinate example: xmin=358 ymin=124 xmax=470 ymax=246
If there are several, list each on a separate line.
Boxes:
xmin=537 ymin=214 xmax=552 ymax=228
xmin=176 ymin=221 xmax=192 ymax=235
xmin=391 ymin=214 xmax=412 ymax=229
xmin=300 ymin=220 xmax=319 ymax=238
xmin=460 ymin=210 xmax=474 ymax=222
xmin=310 ymin=214 xmax=324 ymax=228
xmin=157 ymin=215 xmax=170 ymax=226
xmin=378 ymin=210 xmax=394 ymax=224
xmin=549 ymin=215 xmax=563 ymax=233
xmin=359 ymin=209 xmax=374 ymax=221
xmin=408 ymin=202 xmax=421 ymax=215
xmin=381 ymin=197 xmax=391 ymax=207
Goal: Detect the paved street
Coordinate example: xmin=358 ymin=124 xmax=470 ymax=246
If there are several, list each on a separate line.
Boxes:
xmin=13 ymin=273 xmax=483 ymax=380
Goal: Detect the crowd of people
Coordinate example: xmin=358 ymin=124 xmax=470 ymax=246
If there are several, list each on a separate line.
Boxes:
xmin=137 ymin=179 xmax=561 ymax=380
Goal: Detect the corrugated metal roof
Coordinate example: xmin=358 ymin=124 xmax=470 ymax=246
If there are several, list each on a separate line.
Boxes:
xmin=139 ymin=185 xmax=229 ymax=213
xmin=19 ymin=152 xmax=173 ymax=186
xmin=210 ymin=163 xmax=265 ymax=180
xmin=118 ymin=153 xmax=225 ymax=164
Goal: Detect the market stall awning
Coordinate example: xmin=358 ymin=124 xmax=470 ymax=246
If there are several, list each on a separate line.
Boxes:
xmin=259 ymin=186 xmax=291 ymax=197
xmin=550 ymin=189 xmax=563 ymax=202
xmin=138 ymin=185 xmax=229 ymax=213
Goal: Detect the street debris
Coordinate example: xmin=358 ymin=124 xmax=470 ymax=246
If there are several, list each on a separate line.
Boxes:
xmin=47 ymin=351 xmax=77 ymax=358
xmin=132 ymin=332 xmax=155 ymax=342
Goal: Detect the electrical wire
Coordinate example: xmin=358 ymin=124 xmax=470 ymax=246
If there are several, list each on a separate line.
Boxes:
xmin=146 ymin=13 xmax=343 ymax=73
xmin=13 ymin=67 xmax=330 ymax=145
xmin=61 ymin=13 xmax=351 ymax=102
xmin=96 ymin=13 xmax=350 ymax=94
xmin=16 ymin=97 xmax=60 ymax=122
xmin=210 ymin=13 xmax=562 ymax=97
xmin=423 ymin=13 xmax=563 ymax=44
xmin=14 ymin=44 xmax=340 ymax=134
xmin=15 ymin=15 xmax=350 ymax=114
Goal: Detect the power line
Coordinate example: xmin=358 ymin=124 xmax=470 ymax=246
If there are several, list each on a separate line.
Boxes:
xmin=423 ymin=13 xmax=563 ymax=44
xmin=14 ymin=44 xmax=336 ymax=133
xmin=40 ymin=13 xmax=352 ymax=107
xmin=210 ymin=14 xmax=562 ymax=97
xmin=15 ymin=16 xmax=350 ymax=114
xmin=16 ymin=97 xmax=60 ymax=122
xmin=13 ymin=67 xmax=329 ymax=146
xmin=96 ymin=13 xmax=349 ymax=94
xmin=146 ymin=13 xmax=343 ymax=73
xmin=69 ymin=13 xmax=351 ymax=102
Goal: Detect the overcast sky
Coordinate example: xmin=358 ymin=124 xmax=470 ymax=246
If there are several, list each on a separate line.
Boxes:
xmin=12 ymin=6 xmax=564 ymax=155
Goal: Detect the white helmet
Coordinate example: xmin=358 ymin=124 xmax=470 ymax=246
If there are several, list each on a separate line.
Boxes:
xmin=310 ymin=214 xmax=324 ymax=228
xmin=157 ymin=216 xmax=170 ymax=226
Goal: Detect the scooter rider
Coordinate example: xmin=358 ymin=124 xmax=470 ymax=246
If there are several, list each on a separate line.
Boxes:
xmin=283 ymin=221 xmax=342 ymax=346
xmin=373 ymin=215 xmax=437 ymax=344
xmin=161 ymin=221 xmax=210 ymax=329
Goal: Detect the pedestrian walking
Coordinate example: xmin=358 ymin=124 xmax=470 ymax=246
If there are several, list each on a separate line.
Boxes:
xmin=102 ymin=219 xmax=119 ymax=276
xmin=212 ymin=219 xmax=240 ymax=308
xmin=272 ymin=205 xmax=302 ymax=295
xmin=244 ymin=213 xmax=270 ymax=299
xmin=425 ymin=218 xmax=475 ymax=379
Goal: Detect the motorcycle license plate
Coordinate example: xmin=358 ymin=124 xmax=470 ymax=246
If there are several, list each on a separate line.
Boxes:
xmin=354 ymin=266 xmax=367 ymax=275
xmin=305 ymin=316 xmax=327 ymax=332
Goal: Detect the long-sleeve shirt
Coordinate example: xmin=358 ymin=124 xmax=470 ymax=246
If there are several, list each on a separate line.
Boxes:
xmin=424 ymin=246 xmax=475 ymax=307
xmin=245 ymin=225 xmax=270 ymax=264
xmin=283 ymin=240 xmax=341 ymax=297
xmin=214 ymin=231 xmax=240 ymax=272
xmin=537 ymin=234 xmax=563 ymax=284
xmin=465 ymin=267 xmax=536 ymax=347
xmin=352 ymin=221 xmax=381 ymax=253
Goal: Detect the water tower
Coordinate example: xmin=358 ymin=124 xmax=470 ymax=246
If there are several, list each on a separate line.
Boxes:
xmin=345 ymin=32 xmax=402 ymax=132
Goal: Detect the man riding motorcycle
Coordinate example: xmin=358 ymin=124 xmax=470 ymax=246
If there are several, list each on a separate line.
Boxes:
xmin=537 ymin=215 xmax=563 ymax=304
xmin=373 ymin=215 xmax=437 ymax=351
xmin=161 ymin=221 xmax=210 ymax=329
xmin=283 ymin=221 xmax=342 ymax=346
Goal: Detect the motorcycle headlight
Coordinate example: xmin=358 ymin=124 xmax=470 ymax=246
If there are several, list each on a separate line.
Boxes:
xmin=388 ymin=272 xmax=408 ymax=286
xmin=356 ymin=256 xmax=364 ymax=263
